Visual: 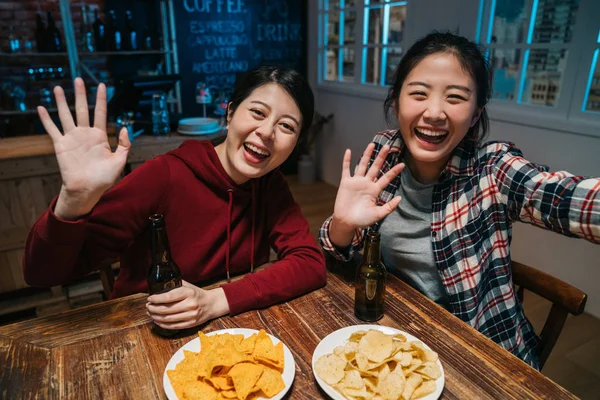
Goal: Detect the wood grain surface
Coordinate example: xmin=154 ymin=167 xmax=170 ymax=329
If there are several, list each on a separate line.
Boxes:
xmin=0 ymin=265 xmax=577 ymax=399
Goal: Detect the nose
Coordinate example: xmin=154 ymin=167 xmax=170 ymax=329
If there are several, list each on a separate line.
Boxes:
xmin=422 ymin=97 xmax=447 ymax=122
xmin=255 ymin=120 xmax=276 ymax=141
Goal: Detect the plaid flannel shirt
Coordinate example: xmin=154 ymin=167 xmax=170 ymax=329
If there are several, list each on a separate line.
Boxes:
xmin=319 ymin=129 xmax=600 ymax=369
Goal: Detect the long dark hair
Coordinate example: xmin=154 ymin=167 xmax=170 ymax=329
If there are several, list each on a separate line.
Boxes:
xmin=384 ymin=31 xmax=493 ymax=147
xmin=228 ymin=66 xmax=314 ymax=136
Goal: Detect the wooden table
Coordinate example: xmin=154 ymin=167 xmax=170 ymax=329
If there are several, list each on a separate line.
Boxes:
xmin=0 ymin=267 xmax=577 ymax=399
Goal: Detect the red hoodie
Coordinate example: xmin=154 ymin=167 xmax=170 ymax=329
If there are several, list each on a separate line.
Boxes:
xmin=23 ymin=140 xmax=326 ymax=314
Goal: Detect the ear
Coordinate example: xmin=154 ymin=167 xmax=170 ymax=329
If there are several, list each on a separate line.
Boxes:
xmin=470 ymin=107 xmax=483 ymax=128
xmin=226 ymin=102 xmax=234 ymax=128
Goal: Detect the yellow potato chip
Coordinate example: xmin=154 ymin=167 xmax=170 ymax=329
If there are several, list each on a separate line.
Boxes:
xmin=206 ymin=375 xmax=234 ymax=391
xmin=416 ymin=361 xmax=441 ymax=380
xmin=377 ymin=371 xmax=405 ymax=400
xmin=315 ymin=353 xmax=347 ymax=385
xmin=410 ymin=380 xmax=437 ymax=399
xmin=402 ymin=373 xmax=423 ymax=400
xmin=339 ymin=370 xmax=366 ymax=390
xmin=358 ymin=330 xmax=394 ymax=363
xmin=228 ymin=362 xmax=264 ymax=400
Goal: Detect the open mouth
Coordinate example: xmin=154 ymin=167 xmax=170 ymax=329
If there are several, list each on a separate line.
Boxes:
xmin=243 ymin=142 xmax=270 ymax=162
xmin=414 ymin=128 xmax=448 ymax=145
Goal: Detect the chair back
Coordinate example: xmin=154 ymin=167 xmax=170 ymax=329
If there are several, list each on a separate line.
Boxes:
xmin=512 ymin=260 xmax=587 ymax=369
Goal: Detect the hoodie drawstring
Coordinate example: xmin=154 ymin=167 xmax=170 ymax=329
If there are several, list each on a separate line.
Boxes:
xmin=225 ymin=184 xmax=256 ymax=281
xmin=251 ymin=181 xmax=256 ymax=273
xmin=226 ymin=189 xmax=233 ymax=281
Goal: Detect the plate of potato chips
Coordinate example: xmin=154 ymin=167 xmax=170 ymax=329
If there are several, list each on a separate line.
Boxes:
xmin=164 ymin=328 xmax=295 ymax=400
xmin=312 ymin=325 xmax=444 ymax=400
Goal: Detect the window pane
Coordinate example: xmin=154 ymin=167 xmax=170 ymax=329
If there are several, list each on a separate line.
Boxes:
xmin=490 ymin=48 xmax=521 ymax=100
xmin=326 ymin=12 xmax=341 ymax=45
xmin=366 ymin=7 xmax=384 ymax=45
xmin=343 ymin=11 xmax=357 ymax=45
xmin=522 ymin=49 xmax=568 ymax=107
xmin=342 ymin=47 xmax=356 ymax=82
xmin=325 ymin=48 xmax=340 ymax=81
xmin=329 ymin=1 xmax=341 ymax=11
xmin=489 ymin=0 xmax=530 ymax=44
xmin=584 ymin=50 xmax=600 ymax=113
xmin=385 ymin=47 xmax=403 ymax=85
xmin=388 ymin=5 xmax=406 ymax=45
xmin=363 ymin=47 xmax=382 ymax=84
xmin=531 ymin=0 xmax=579 ymax=44
xmin=345 ymin=0 xmax=356 ymax=7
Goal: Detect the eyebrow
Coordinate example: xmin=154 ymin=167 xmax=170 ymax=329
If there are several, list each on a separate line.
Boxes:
xmin=407 ymin=81 xmax=472 ymax=93
xmin=250 ymin=100 xmax=301 ymax=126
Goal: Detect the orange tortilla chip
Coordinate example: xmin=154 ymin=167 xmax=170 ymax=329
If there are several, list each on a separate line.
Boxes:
xmin=227 ymin=362 xmax=264 ymax=400
xmin=255 ymin=366 xmax=286 ymax=397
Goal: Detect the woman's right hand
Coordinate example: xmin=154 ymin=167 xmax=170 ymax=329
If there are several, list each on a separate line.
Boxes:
xmin=329 ymin=143 xmax=404 ymax=247
xmin=37 ymin=78 xmax=131 ymax=220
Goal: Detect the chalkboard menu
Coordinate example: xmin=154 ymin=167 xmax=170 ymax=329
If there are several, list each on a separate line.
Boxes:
xmin=173 ymin=0 xmax=307 ymax=117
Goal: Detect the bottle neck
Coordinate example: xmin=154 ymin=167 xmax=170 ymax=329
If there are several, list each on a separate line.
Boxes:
xmin=363 ymin=235 xmax=381 ymax=265
xmin=151 ymin=227 xmax=171 ymax=265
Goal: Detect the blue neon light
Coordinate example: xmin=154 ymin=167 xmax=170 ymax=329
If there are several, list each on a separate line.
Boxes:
xmin=518 ymin=49 xmax=530 ymax=103
xmin=526 ymin=0 xmax=539 ymax=44
xmin=582 ymin=49 xmax=599 ymax=112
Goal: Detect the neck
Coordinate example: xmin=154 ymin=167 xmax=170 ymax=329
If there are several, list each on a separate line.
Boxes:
xmin=215 ymin=141 xmax=250 ymax=185
xmin=404 ymin=152 xmax=448 ymax=184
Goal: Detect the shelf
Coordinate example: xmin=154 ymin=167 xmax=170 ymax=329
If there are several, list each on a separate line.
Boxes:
xmin=80 ymin=50 xmax=170 ymax=57
xmin=0 ymin=105 xmax=93 ymax=117
xmin=0 ymin=52 xmax=68 ymax=57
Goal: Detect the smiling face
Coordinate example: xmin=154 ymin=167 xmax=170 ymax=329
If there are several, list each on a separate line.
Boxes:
xmin=396 ymin=52 xmax=481 ymax=182
xmin=215 ymin=83 xmax=301 ymax=184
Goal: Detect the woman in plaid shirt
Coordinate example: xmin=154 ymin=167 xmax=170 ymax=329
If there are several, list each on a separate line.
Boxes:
xmin=319 ymin=32 xmax=600 ymax=370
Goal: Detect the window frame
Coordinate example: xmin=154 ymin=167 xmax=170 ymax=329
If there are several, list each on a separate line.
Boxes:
xmin=477 ymin=0 xmax=600 ymax=138
xmin=317 ymin=0 xmax=409 ymax=100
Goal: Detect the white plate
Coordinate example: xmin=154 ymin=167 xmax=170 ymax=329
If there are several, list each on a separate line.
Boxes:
xmin=163 ymin=328 xmax=295 ymax=400
xmin=177 ymin=126 xmax=221 ymax=135
xmin=312 ymin=325 xmax=444 ymax=400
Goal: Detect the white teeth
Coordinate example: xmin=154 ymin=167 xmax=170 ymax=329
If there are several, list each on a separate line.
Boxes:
xmin=415 ymin=128 xmax=448 ymax=137
xmin=245 ymin=143 xmax=270 ymax=156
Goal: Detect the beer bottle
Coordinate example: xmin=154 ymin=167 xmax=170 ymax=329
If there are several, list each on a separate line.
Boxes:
xmin=147 ymin=214 xmax=182 ymax=336
xmin=354 ymin=230 xmax=387 ymax=321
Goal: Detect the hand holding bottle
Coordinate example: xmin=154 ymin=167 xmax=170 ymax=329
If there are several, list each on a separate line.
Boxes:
xmin=37 ymin=78 xmax=130 ymax=220
xmin=329 ymin=143 xmax=405 ymax=247
xmin=146 ymin=282 xmax=231 ymax=330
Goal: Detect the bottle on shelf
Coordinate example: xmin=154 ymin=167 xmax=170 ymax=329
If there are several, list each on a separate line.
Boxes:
xmin=147 ymin=214 xmax=182 ymax=337
xmin=123 ymin=10 xmax=137 ymax=51
xmin=152 ymin=92 xmax=170 ymax=136
xmin=8 ymin=20 xmax=21 ymax=53
xmin=80 ymin=4 xmax=94 ymax=52
xmin=106 ymin=10 xmax=121 ymax=51
xmin=35 ymin=10 xmax=47 ymax=53
xmin=142 ymin=26 xmax=153 ymax=50
xmin=354 ymin=230 xmax=387 ymax=321
xmin=92 ymin=8 xmax=106 ymax=51
xmin=46 ymin=11 xmax=63 ymax=52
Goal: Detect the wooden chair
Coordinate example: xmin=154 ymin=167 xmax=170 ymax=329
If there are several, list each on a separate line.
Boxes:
xmin=512 ymin=260 xmax=587 ymax=369
xmin=98 ymin=259 xmax=119 ymax=299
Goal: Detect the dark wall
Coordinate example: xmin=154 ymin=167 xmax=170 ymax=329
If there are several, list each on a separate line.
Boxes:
xmin=172 ymin=0 xmax=307 ymax=117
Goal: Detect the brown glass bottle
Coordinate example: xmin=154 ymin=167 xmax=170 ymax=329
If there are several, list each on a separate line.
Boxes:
xmin=147 ymin=214 xmax=182 ymax=336
xmin=354 ymin=231 xmax=387 ymax=321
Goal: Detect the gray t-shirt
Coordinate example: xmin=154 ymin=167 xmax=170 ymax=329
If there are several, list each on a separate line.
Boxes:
xmin=379 ymin=167 xmax=448 ymax=306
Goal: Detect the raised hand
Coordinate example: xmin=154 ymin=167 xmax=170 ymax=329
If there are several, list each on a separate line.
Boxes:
xmin=146 ymin=281 xmax=230 ymax=330
xmin=37 ymin=78 xmax=131 ymax=220
xmin=329 ymin=143 xmax=404 ymax=247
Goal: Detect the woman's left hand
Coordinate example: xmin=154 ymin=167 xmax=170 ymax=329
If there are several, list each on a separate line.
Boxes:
xmin=146 ymin=281 xmax=230 ymax=330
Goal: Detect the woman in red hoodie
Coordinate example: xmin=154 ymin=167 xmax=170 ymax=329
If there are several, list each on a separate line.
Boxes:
xmin=24 ymin=66 xmax=326 ymax=331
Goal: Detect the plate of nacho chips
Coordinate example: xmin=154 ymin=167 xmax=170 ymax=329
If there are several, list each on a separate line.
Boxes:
xmin=164 ymin=328 xmax=295 ymax=400
xmin=312 ymin=325 xmax=444 ymax=400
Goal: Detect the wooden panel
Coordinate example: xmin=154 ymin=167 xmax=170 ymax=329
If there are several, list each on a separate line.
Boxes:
xmin=0 ymin=337 xmax=52 ymax=399
xmin=0 ymin=155 xmax=60 ymax=181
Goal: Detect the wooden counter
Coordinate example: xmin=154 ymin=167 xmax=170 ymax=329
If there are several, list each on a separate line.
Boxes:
xmin=0 ymin=132 xmax=223 ymax=306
